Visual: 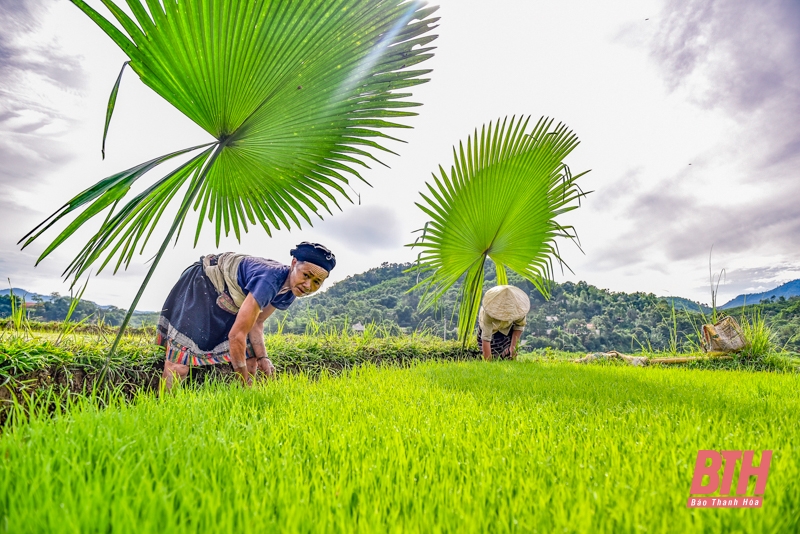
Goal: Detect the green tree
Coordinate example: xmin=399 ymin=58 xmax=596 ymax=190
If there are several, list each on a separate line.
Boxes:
xmin=36 ymin=294 xmax=96 ymax=323
xmin=0 ymin=295 xmax=23 ymax=318
xmin=408 ymin=116 xmax=589 ymax=342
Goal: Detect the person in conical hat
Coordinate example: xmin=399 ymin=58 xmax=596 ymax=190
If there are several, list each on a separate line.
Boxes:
xmin=477 ymin=285 xmax=530 ymax=361
xmin=158 ymin=242 xmax=336 ymax=389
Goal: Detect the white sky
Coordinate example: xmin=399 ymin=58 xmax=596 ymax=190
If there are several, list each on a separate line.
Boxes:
xmin=1 ymin=0 xmax=799 ymax=310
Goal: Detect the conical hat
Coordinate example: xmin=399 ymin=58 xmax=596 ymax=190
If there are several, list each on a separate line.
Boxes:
xmin=483 ymin=285 xmax=530 ymax=321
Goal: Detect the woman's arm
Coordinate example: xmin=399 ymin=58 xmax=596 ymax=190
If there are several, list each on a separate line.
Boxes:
xmin=229 ymin=294 xmax=263 ymax=385
xmin=482 ymin=340 xmax=492 ymax=361
xmin=509 ymin=329 xmax=523 ymax=359
xmin=247 ymin=304 xmax=277 ymax=376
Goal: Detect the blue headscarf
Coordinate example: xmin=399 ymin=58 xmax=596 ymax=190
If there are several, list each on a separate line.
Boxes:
xmin=290 ymin=242 xmax=336 ymax=272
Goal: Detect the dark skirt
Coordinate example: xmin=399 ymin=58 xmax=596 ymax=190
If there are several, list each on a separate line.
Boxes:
xmin=156 ymin=260 xmax=251 ymax=366
xmin=476 ymin=327 xmax=514 ymax=359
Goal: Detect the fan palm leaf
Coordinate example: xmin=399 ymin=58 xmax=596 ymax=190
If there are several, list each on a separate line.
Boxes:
xmin=19 ymin=0 xmax=439 ymax=352
xmin=409 ymin=116 xmax=590 ymax=343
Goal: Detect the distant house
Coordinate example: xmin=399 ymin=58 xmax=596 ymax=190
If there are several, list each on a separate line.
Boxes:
xmin=545 ymin=316 xmax=559 ymax=322
xmin=352 ymin=322 xmax=365 ymax=334
xmin=24 ymin=302 xmax=44 ymax=312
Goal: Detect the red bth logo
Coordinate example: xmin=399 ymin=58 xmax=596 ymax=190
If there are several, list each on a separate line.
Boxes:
xmin=687 ymin=450 xmax=772 ymax=508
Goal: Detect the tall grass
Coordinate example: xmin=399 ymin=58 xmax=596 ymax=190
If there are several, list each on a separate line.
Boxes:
xmin=1 ymin=362 xmax=798 ymax=533
xmin=666 ymin=301 xmax=680 ymax=355
xmin=739 ymin=307 xmax=773 ymax=358
xmin=55 ymin=277 xmax=92 ymax=345
xmin=5 ymin=283 xmax=30 ymax=337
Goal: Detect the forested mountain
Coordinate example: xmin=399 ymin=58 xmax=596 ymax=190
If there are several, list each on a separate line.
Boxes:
xmin=267 ymin=262 xmax=800 ymax=352
xmin=265 ymin=262 xmax=463 ymax=337
xmin=661 ymin=297 xmax=711 ymax=314
xmin=4 ymin=263 xmax=799 ymax=352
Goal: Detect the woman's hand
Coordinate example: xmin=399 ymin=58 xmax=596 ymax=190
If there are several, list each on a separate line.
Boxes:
xmin=232 ymin=361 xmax=252 ymax=386
xmin=230 ymin=294 xmax=263 ymax=386
xmin=481 ymin=340 xmax=493 ymax=361
xmin=508 ymin=329 xmax=523 ymax=360
xmin=257 ymin=357 xmax=276 ymax=377
xmin=247 ymin=307 xmax=276 ymax=381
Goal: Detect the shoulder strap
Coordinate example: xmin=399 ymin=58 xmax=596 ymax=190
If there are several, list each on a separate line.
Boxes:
xmin=202 ymin=253 xmax=248 ymax=309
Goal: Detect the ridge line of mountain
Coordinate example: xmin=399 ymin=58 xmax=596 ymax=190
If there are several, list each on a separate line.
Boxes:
xmin=4 ymin=268 xmax=799 ymax=313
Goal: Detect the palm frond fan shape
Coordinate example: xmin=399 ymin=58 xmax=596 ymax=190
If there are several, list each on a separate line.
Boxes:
xmin=20 ymin=0 xmax=439 ymax=347
xmin=409 ymin=116 xmax=590 ymax=343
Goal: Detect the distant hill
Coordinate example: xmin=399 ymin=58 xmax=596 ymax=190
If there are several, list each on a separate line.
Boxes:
xmin=660 ymin=296 xmax=711 ymax=314
xmin=0 ymin=288 xmax=153 ymax=312
xmin=5 ymin=269 xmax=800 ymax=352
xmin=720 ymin=279 xmax=800 ymax=309
xmin=0 ymin=288 xmax=54 ymax=302
xmin=267 ymin=262 xmax=720 ymax=352
xmin=1 ymin=288 xmax=158 ymax=327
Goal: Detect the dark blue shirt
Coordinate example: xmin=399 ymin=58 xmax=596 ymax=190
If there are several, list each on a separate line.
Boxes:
xmin=237 ymin=257 xmax=296 ymax=310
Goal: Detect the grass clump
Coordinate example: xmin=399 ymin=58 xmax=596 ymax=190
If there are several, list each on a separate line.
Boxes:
xmin=0 ymin=335 xmax=164 ymax=382
xmin=636 ymin=302 xmax=799 ymax=372
xmin=0 ymin=328 xmax=473 ymax=382
xmin=266 ymin=329 xmax=476 ymax=373
xmin=739 ymin=308 xmax=775 ymax=358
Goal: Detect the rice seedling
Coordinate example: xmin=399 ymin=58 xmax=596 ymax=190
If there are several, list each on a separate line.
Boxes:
xmin=0 ymin=361 xmax=797 ymax=533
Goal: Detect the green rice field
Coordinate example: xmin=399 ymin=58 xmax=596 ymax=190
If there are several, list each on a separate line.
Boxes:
xmin=1 ymin=360 xmax=798 ymax=533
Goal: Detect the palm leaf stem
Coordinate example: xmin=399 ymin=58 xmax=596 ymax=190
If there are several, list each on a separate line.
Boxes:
xmin=408 ymin=116 xmax=589 ymax=345
xmin=494 ymin=260 xmax=508 ymax=285
xmin=101 ymin=141 xmax=224 ymax=379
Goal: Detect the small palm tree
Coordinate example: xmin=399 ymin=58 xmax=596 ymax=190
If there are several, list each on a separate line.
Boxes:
xmin=408 ymin=116 xmax=589 ymax=343
xmin=20 ymin=0 xmax=439 ymax=345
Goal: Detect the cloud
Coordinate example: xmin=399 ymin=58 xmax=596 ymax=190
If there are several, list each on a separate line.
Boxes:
xmin=651 ymin=0 xmax=800 ymax=112
xmin=0 ymin=0 xmax=91 ymax=296
xmin=588 ymin=167 xmax=645 ymax=209
xmin=693 ymin=262 xmax=800 ymax=300
xmin=597 ymin=182 xmax=800 ymax=269
xmin=0 ymin=0 xmax=85 ymax=90
xmin=649 ymin=0 xmax=800 ymax=169
xmin=596 ymin=0 xmax=800 ymax=281
xmin=314 ymin=205 xmax=404 ymax=252
xmin=0 ymin=197 xmax=62 ymax=283
xmin=0 ymin=0 xmax=84 ymax=189
xmin=0 ymin=126 xmax=74 ymax=187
